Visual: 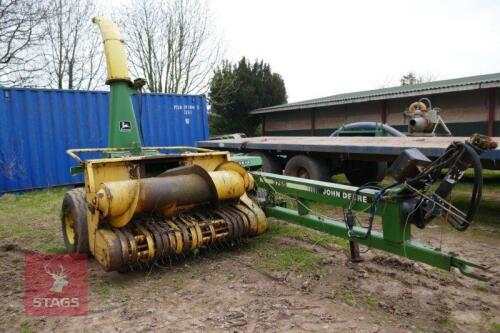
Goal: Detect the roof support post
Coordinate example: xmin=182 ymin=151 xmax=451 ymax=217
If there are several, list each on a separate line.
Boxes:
xmin=310 ymin=109 xmax=316 ymax=136
xmin=381 ymin=100 xmax=387 ymax=124
xmin=262 ymin=114 xmax=266 ymax=135
xmin=488 ymin=88 xmax=496 ymax=137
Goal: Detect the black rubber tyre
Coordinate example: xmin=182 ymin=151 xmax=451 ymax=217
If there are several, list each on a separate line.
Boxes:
xmin=284 ymin=155 xmax=331 ymax=181
xmin=61 ymin=188 xmax=89 ymax=254
xmin=250 ymin=151 xmax=283 ymax=174
xmin=343 ymin=160 xmax=387 ymax=186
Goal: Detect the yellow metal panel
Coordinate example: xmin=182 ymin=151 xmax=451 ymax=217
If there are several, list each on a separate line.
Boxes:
xmin=208 ymin=170 xmax=245 ymax=200
xmin=214 ymin=161 xmax=254 ymax=191
xmin=89 ymin=162 xmax=132 ymax=186
xmin=186 ymin=154 xmax=230 ymax=171
xmin=84 ymin=159 xmax=133 ymax=254
xmin=92 ymin=16 xmax=130 ymax=83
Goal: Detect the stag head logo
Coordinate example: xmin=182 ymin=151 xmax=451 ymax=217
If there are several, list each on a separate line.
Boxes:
xmin=44 ymin=264 xmax=69 ymax=293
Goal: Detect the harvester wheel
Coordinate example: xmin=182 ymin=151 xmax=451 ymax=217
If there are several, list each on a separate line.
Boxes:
xmin=284 ymin=155 xmax=330 ymax=181
xmin=61 ymin=188 xmax=89 ymax=254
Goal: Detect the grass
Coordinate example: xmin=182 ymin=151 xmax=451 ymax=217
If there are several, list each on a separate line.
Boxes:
xmin=20 ymin=321 xmax=32 ymax=333
xmin=0 ymin=187 xmax=68 ymax=252
xmin=265 ymin=221 xmax=349 ymax=250
xmin=491 ymin=322 xmax=500 ymax=333
xmin=332 ymin=284 xmax=379 ymax=309
xmin=246 ymin=223 xmax=329 ymax=272
xmin=429 ymin=267 xmax=454 ymax=283
xmin=257 ymin=245 xmax=323 ymax=272
xmin=439 ymin=318 xmax=459 ymax=332
xmin=0 ymin=168 xmax=498 ymax=258
xmin=97 ymin=280 xmax=112 ymax=299
xmin=337 ymin=290 xmax=357 ymax=306
xmin=361 ymin=295 xmax=378 ymax=309
xmin=416 ymin=324 xmax=430 ymax=333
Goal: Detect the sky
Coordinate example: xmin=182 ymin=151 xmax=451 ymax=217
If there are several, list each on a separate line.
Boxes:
xmin=209 ymin=0 xmax=500 ymax=103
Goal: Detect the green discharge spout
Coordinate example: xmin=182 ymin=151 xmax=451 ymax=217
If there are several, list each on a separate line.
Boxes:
xmin=93 ymin=16 xmax=143 ymax=155
xmin=108 ymin=82 xmax=142 ymax=153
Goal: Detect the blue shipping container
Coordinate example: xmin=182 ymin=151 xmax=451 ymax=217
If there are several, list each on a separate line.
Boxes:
xmin=0 ymin=87 xmax=209 ymax=193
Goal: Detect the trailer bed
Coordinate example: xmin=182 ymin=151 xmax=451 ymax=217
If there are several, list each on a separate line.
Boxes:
xmin=198 ymin=136 xmax=500 ymax=169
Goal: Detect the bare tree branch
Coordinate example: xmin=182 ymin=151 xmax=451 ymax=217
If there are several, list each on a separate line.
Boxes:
xmin=0 ymin=0 xmax=47 ymax=86
xmin=120 ymin=0 xmax=223 ymax=94
xmin=40 ymin=0 xmax=105 ymax=90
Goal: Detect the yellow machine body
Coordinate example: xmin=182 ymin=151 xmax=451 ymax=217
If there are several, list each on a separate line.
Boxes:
xmin=80 ymin=150 xmax=267 ymax=271
xmin=62 ymin=17 xmax=267 ymax=272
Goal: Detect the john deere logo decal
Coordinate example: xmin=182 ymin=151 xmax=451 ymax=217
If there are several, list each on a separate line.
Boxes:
xmin=119 ymin=121 xmax=131 ymax=132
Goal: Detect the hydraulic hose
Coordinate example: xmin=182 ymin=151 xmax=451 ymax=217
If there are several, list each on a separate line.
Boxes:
xmin=447 ymin=142 xmax=482 ymax=231
xmin=330 ymin=122 xmax=406 ymax=137
xmin=419 ymin=141 xmax=483 ymax=231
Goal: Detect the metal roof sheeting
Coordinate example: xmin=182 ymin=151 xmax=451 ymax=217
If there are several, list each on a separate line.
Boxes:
xmin=251 ymin=72 xmax=500 ymax=114
xmin=0 ymin=87 xmax=208 ymax=193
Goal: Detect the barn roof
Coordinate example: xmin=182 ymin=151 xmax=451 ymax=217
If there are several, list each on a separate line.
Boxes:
xmin=251 ymin=72 xmax=500 ymax=115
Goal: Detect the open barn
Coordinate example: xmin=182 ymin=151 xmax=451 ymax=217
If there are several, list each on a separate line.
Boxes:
xmin=254 ymin=73 xmax=500 ymax=137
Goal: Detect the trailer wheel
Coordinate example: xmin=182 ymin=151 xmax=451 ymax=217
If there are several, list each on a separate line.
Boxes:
xmin=250 ymin=151 xmax=283 ymax=174
xmin=343 ymin=160 xmax=387 ymax=186
xmin=61 ymin=188 xmax=89 ymax=254
xmin=284 ymin=155 xmax=330 ymax=181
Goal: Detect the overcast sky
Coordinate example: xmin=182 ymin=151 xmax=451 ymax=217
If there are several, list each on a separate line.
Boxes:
xmin=209 ymin=0 xmax=500 ymax=103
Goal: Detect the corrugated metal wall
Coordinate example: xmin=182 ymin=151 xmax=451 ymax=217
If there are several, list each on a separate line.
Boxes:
xmin=0 ymin=88 xmax=208 ymax=193
xmin=264 ymin=89 xmax=498 ymax=137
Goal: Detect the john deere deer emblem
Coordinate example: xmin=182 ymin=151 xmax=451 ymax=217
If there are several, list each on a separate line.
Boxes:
xmin=119 ymin=120 xmax=131 ymax=132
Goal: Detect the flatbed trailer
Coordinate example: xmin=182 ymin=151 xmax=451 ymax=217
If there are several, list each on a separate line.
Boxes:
xmin=197 ymin=136 xmax=500 ymax=185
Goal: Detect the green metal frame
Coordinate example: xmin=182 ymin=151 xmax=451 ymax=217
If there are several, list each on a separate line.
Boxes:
xmin=230 ymin=154 xmax=263 ymax=170
xmin=252 ymin=172 xmax=487 ymax=280
xmin=108 ymin=82 xmax=143 ymax=155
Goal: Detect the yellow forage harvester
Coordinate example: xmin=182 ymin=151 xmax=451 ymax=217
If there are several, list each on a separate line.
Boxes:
xmin=60 ymin=17 xmax=267 ymax=272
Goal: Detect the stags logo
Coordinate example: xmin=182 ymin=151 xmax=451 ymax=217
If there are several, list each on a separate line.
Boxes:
xmin=25 ymin=254 xmax=88 ymax=316
xmin=45 ymin=264 xmax=69 ymax=293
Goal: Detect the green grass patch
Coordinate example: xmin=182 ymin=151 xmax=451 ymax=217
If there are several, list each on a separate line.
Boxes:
xmin=254 ymin=243 xmax=324 ymax=272
xmin=491 ymin=322 xmax=500 ymax=333
xmin=269 ymin=221 xmax=329 ymax=242
xmin=430 ymin=267 xmax=454 ymax=283
xmin=450 ymin=192 xmax=499 ymax=229
xmin=96 ymin=280 xmax=112 ymax=298
xmin=20 ymin=320 xmax=32 ymax=333
xmin=416 ymin=324 xmax=430 ymax=333
xmin=361 ymin=295 xmax=378 ymax=309
xmin=0 ymin=187 xmax=68 ymax=252
xmin=248 ymin=224 xmax=326 ymax=272
xmin=338 ymin=290 xmax=357 ymax=306
xmin=333 ymin=287 xmax=378 ymax=309
xmin=266 ymin=221 xmax=349 ymax=250
xmin=439 ymin=318 xmax=458 ymax=332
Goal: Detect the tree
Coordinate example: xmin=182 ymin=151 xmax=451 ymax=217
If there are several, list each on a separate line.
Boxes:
xmin=400 ymin=71 xmax=436 ymax=86
xmin=0 ymin=0 xmax=47 ymax=86
xmin=40 ymin=0 xmax=104 ymax=90
xmin=209 ymin=57 xmax=287 ymax=136
xmin=120 ymin=0 xmax=222 ymax=94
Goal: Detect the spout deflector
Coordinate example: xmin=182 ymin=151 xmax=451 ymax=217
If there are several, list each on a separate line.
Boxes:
xmin=92 ymin=16 xmax=131 ymax=83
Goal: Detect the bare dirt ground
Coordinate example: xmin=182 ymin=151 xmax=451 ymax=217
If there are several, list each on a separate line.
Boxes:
xmin=1 ymin=211 xmax=499 ymax=333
